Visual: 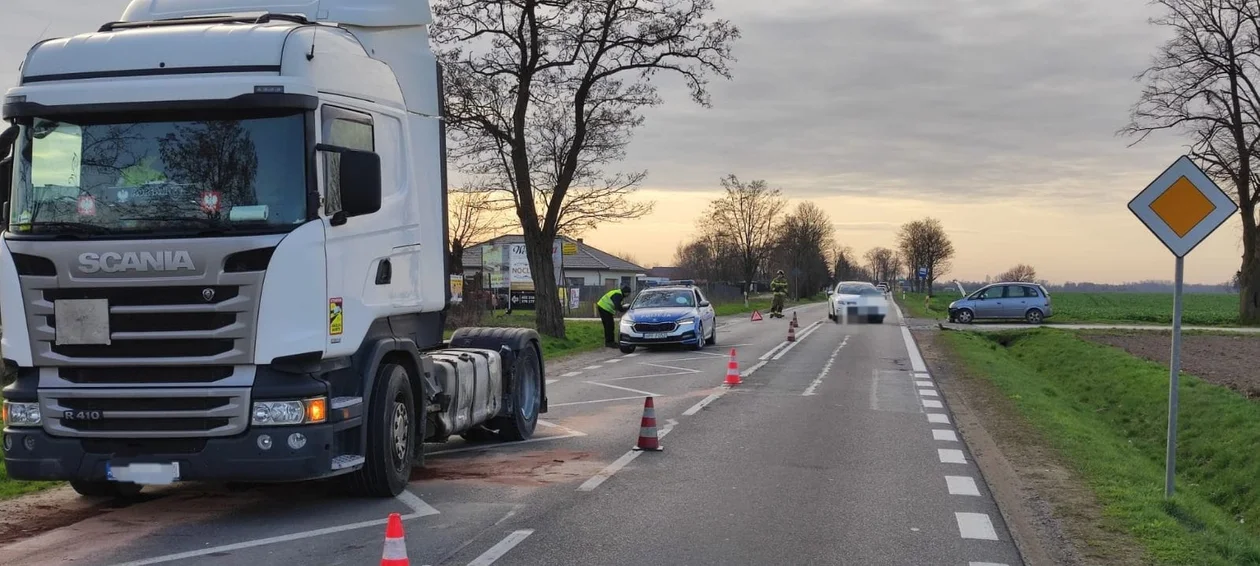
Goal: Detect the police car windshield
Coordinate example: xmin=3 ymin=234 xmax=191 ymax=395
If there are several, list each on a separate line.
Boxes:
xmin=632 ymin=289 xmax=696 ymax=308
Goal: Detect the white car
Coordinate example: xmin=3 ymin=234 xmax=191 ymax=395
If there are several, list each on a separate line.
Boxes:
xmin=828 ymin=281 xmax=888 ymax=324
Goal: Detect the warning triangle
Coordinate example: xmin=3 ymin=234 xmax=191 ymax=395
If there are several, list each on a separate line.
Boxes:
xmin=751 ymin=310 xmax=763 ymax=322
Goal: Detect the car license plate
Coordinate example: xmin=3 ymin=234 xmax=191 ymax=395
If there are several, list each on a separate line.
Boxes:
xmin=106 ymin=461 xmax=180 ymax=485
xmin=643 ymin=332 xmax=669 ymax=339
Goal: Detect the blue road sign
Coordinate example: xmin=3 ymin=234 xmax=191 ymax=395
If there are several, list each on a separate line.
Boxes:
xmin=918 ymin=267 xmax=927 ymax=279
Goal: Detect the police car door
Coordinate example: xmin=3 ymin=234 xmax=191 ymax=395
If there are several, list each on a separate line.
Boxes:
xmin=695 ymin=289 xmax=715 ymax=329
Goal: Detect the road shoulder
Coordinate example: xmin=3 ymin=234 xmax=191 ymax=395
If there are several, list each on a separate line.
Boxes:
xmin=911 ymin=322 xmax=1148 ymax=566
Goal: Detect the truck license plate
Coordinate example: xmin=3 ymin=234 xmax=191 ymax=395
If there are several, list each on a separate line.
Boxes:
xmin=106 ymin=462 xmax=180 ymax=485
xmin=643 ymin=332 xmax=669 ymax=339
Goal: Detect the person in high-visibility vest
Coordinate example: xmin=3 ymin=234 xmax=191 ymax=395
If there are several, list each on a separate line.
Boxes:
xmin=596 ymin=284 xmax=632 ymax=347
xmin=770 ymin=270 xmax=789 ymax=318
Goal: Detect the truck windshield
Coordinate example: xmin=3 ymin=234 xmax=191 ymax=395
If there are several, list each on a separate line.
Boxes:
xmin=8 ymin=110 xmax=307 ymax=237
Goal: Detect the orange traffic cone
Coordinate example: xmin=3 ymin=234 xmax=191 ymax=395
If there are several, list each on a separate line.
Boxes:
xmin=632 ymin=397 xmax=663 ymax=451
xmin=724 ymin=348 xmax=742 ymax=385
xmin=380 ymin=513 xmax=409 ymax=566
xmin=787 ymin=324 xmax=796 ymax=342
xmin=791 ymin=311 xmax=799 ymax=328
xmin=751 ymin=310 xmax=763 ymax=322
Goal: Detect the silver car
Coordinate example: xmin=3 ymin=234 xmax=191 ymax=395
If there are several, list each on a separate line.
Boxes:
xmin=947 ymin=282 xmax=1053 ymax=324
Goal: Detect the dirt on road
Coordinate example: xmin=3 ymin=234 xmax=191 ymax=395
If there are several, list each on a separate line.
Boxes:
xmin=1081 ymin=331 xmax=1260 ymax=399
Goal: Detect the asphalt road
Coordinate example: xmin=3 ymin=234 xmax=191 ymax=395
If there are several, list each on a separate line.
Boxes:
xmin=0 ymin=302 xmax=1024 ymax=566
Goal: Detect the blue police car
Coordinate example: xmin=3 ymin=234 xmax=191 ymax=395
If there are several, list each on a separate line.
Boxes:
xmin=617 ymin=282 xmax=717 ymax=354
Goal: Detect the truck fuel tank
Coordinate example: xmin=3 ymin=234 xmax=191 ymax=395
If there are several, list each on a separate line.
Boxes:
xmin=428 ymin=348 xmax=503 ymax=436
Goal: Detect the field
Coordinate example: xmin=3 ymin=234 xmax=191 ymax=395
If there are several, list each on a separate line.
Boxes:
xmin=902 ymin=291 xmax=1243 ymax=326
xmin=943 ymin=329 xmax=1260 ymax=564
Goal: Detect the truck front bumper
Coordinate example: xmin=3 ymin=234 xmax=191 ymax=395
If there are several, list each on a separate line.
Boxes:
xmin=2 ymin=418 xmax=360 ymax=483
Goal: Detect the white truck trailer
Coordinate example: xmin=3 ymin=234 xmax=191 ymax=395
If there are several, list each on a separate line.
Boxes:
xmin=0 ymin=0 xmax=547 ymax=498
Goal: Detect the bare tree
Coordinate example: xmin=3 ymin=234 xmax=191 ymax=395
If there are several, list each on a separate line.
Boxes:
xmin=831 ymin=245 xmax=863 ymax=282
xmin=449 ymin=184 xmax=511 ymax=273
xmin=896 ymin=217 xmax=955 ymax=294
xmin=433 ymin=0 xmax=739 ymax=337
xmin=996 ymin=263 xmax=1037 ymax=283
xmin=610 ymin=250 xmax=641 ymax=266
xmin=1123 ymin=0 xmax=1260 ymax=322
xmin=863 ymin=247 xmax=899 ymax=284
xmin=773 ymin=202 xmax=835 ymax=298
xmin=702 ymin=174 xmax=787 ymax=292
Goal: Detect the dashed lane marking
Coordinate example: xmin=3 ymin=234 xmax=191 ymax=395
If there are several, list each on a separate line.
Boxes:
xmin=577 ymin=419 xmax=677 ymax=492
xmin=561 ymin=371 xmax=581 ymax=377
xmin=927 ymin=413 xmax=950 ymax=424
xmin=914 ymin=380 xmax=934 ymax=388
xmin=923 ymin=399 xmax=944 ymax=409
xmin=802 ymin=335 xmax=850 ymax=396
xmin=969 ymin=563 xmax=1010 ymax=566
xmin=682 ymin=359 xmax=769 ymax=416
xmin=955 ymin=512 xmax=999 ymax=540
xmin=582 ymin=365 xmax=602 ymax=370
xmin=938 ymin=449 xmax=967 ymax=464
xmin=946 ymin=476 xmax=981 ymax=496
xmin=466 ymin=530 xmax=535 ymax=566
xmin=545 ymin=379 xmax=558 ymax=385
xmin=771 ymin=321 xmax=825 ymax=360
xmin=108 ymin=491 xmax=439 ymax=566
xmin=919 ymin=388 xmax=939 ymax=397
xmin=932 ymin=429 xmax=959 ymax=442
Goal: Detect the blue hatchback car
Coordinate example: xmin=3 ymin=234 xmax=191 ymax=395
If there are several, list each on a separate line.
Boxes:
xmin=618 ymin=284 xmax=717 ymax=354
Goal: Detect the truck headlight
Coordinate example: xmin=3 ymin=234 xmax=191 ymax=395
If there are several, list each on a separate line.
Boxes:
xmin=2 ymin=401 xmax=41 ymax=427
xmin=252 ymin=397 xmax=327 ymax=426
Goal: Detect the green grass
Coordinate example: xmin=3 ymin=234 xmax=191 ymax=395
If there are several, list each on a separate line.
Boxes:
xmin=444 ymin=311 xmax=606 ymax=360
xmin=0 ymin=460 xmax=57 ymax=499
xmin=901 ymin=292 xmax=1245 ymax=326
xmin=944 ymin=329 xmax=1260 ymax=565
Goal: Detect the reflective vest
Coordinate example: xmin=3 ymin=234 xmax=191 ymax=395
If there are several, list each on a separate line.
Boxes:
xmin=771 ymin=277 xmax=788 ymax=294
xmin=597 ymin=289 xmax=623 ymax=313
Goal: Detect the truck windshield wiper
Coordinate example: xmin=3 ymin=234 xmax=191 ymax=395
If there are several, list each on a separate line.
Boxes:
xmin=18 ymin=222 xmax=114 ymax=236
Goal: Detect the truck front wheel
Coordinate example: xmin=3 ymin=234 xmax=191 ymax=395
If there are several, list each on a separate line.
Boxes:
xmin=497 ymin=345 xmax=541 ymax=441
xmin=347 ymin=362 xmax=416 ymax=497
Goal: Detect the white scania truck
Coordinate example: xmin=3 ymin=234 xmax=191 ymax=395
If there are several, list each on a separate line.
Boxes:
xmin=0 ymin=0 xmax=548 ymax=498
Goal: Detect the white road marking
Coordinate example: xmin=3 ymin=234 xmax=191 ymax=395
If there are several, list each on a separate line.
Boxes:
xmin=923 ymin=399 xmax=944 ymax=409
xmin=913 ymin=371 xmax=931 ymax=379
xmin=969 ymin=563 xmax=1010 ymax=566
xmin=109 ymin=491 xmax=439 ymax=566
xmin=927 ymin=413 xmax=950 ymax=424
xmin=624 ymin=352 xmax=641 ymax=358
xmin=603 ymin=369 xmax=698 ymax=382
xmin=932 ymin=429 xmax=959 ymax=442
xmin=562 ymin=371 xmax=581 ymax=377
xmin=585 ymin=381 xmax=659 ymax=397
xmin=946 ymin=475 xmax=981 ymax=496
xmin=582 ymin=365 xmax=602 ymax=370
xmin=638 ymin=362 xmax=703 ymax=373
xmin=758 ymin=341 xmax=790 ymax=360
xmin=938 ymin=449 xmax=967 ymax=464
xmin=900 ymin=325 xmax=929 ymax=373
xmin=466 ymin=530 xmax=535 ymax=566
xmin=545 ymin=379 xmax=558 ymax=385
xmin=605 ymin=359 xmax=622 ymax=363
xmin=549 ymin=395 xmax=650 ymax=408
xmin=427 ymin=422 xmax=587 ymax=456
xmin=914 ymin=380 xmax=934 ymax=387
xmin=772 ymin=321 xmax=824 ymax=360
xmin=919 ymin=388 xmax=939 ymax=397
xmin=682 ymin=360 xmax=769 ymax=416
xmin=803 ymin=335 xmax=850 ymax=396
xmin=578 ymin=420 xmax=676 ymax=491
xmin=955 ymin=512 xmax=999 ymax=540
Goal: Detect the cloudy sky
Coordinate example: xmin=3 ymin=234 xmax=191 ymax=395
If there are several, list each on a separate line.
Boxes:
xmin=2 ymin=0 xmax=1242 ymax=284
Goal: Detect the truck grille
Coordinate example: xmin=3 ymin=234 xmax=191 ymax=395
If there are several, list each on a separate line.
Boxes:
xmin=57 ymin=366 xmax=235 ymax=384
xmin=39 ymin=388 xmax=250 ymax=438
xmin=633 ymin=322 xmax=678 ymax=333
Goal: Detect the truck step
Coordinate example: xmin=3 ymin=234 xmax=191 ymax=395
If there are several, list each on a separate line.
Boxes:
xmin=330 ymin=454 xmax=366 ymax=471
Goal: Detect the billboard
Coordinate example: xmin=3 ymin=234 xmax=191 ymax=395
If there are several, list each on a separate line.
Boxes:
xmin=506 ymin=240 xmax=566 ymax=291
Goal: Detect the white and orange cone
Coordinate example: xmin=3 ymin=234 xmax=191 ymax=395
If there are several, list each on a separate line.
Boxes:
xmin=791 ymin=311 xmax=799 ymax=328
xmin=787 ymin=324 xmax=796 ymax=342
xmin=632 ymin=397 xmax=663 ymax=451
xmin=380 ymin=512 xmax=409 ymax=566
xmin=724 ymin=348 xmax=742 ymax=386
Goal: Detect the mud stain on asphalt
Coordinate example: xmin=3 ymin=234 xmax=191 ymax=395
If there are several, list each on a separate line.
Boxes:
xmin=412 ymin=449 xmax=603 ymax=487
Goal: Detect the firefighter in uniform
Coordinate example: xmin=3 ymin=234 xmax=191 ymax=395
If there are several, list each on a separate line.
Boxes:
xmin=597 ymin=285 xmax=632 ymax=347
xmin=770 ymin=270 xmax=789 ymax=318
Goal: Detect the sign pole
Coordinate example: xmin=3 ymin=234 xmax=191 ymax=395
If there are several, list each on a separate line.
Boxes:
xmin=1165 ymin=254 xmax=1184 ymax=499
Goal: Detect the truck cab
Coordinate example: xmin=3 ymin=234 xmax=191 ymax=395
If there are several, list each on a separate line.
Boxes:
xmin=0 ymin=0 xmax=545 ymax=498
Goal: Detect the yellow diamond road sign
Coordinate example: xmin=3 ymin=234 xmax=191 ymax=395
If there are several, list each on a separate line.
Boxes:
xmin=1129 ymin=156 xmax=1237 ymax=257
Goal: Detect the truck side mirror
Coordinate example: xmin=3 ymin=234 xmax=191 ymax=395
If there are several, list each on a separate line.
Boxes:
xmin=0 ymin=125 xmax=17 ymax=230
xmin=316 ymin=144 xmax=382 ymax=222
